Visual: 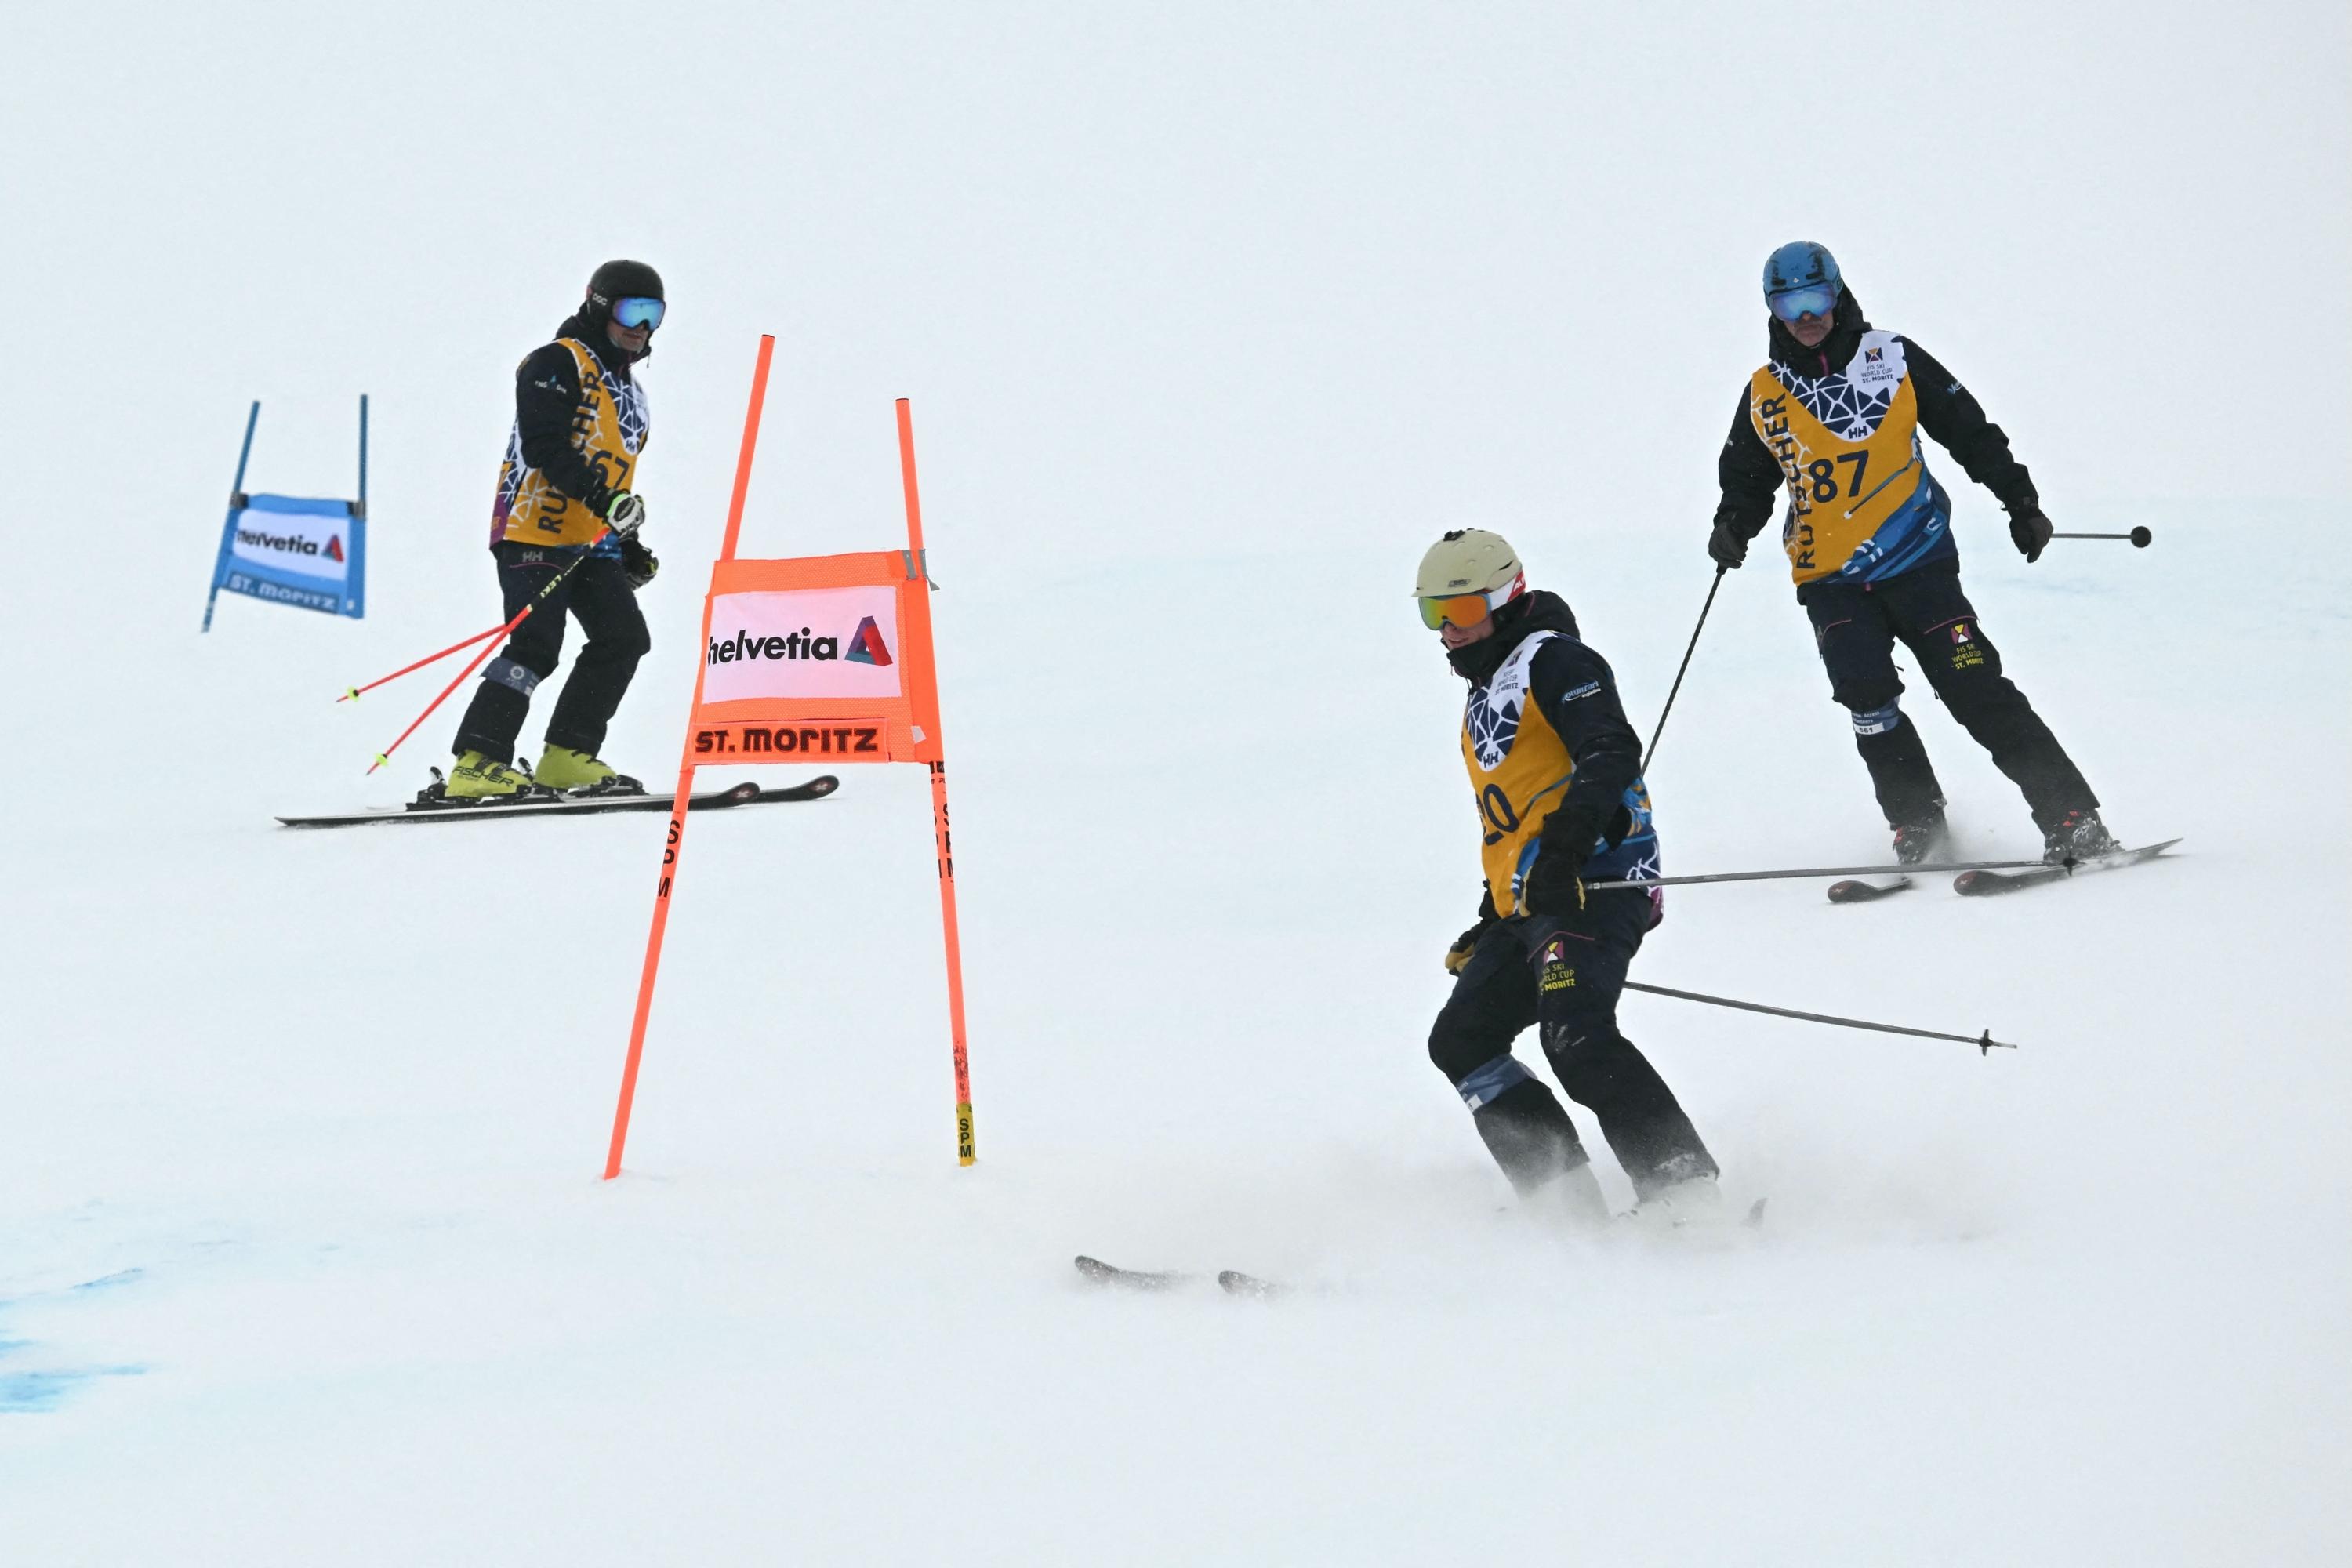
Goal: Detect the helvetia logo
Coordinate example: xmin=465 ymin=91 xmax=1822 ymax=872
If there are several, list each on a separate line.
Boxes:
xmin=845 ymin=616 xmax=893 ymax=666
xmin=708 ymin=627 xmax=841 ymax=664
xmin=237 ymin=528 xmax=329 ymax=556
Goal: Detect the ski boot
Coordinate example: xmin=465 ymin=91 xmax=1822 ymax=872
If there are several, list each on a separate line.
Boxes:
xmin=444 ymin=749 xmax=535 ymax=801
xmin=2042 ymin=808 xmax=2119 ymax=866
xmin=1626 ymin=1180 xmax=1726 ymax=1232
xmin=1624 ymin=1152 xmax=1726 ymax=1232
xmin=1530 ymin=1160 xmax=1613 ymax=1232
xmin=1892 ymin=817 xmax=1951 ymax=866
xmin=535 ymin=744 xmax=644 ymax=796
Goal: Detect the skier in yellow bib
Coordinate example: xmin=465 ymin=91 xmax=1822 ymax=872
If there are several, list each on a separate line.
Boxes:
xmin=445 ymin=260 xmax=666 ymax=800
xmin=1420 ymin=530 xmax=1719 ymax=1227
xmin=1708 ymin=242 xmax=2117 ymax=866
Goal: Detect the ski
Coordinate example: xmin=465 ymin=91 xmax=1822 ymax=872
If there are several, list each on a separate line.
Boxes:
xmin=1952 ymin=837 xmax=2181 ymax=897
xmin=277 ymin=774 xmax=839 ymax=829
xmin=1587 ymin=855 xmax=2047 ymax=893
xmin=1073 ymin=1255 xmax=1194 ymax=1292
xmin=1217 ymin=1270 xmax=1283 ymax=1299
xmin=1826 ymin=876 xmax=1912 ymax=904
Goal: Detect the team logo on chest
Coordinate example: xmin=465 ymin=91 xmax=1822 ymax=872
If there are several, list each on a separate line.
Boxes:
xmin=1465 ymin=635 xmax=1550 ymax=770
xmin=1776 ymin=331 xmax=1908 ymax=441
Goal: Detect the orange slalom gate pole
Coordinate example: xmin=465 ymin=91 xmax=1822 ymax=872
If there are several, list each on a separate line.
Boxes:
xmin=603 ymin=336 xmax=775 ymax=1180
xmin=717 ymin=335 xmax=776 ymax=564
xmin=898 ymin=398 xmax=976 ymax=1165
xmin=603 ymin=757 xmax=699 ymax=1178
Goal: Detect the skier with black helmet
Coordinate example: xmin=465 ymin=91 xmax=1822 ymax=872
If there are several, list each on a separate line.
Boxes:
xmin=1419 ymin=528 xmax=1720 ymax=1226
xmin=1708 ymin=242 xmax=2116 ymax=866
xmin=445 ymin=259 xmax=667 ymax=798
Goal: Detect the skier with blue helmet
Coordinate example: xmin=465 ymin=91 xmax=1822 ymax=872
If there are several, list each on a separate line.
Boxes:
xmin=1708 ymin=242 xmax=2117 ymax=866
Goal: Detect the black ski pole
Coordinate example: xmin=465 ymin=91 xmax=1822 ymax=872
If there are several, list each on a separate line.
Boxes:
xmin=1641 ymin=564 xmax=1726 ymax=776
xmin=2050 ymin=528 xmax=2152 ymax=547
xmin=1623 ymin=980 xmax=2016 ymax=1054
xmin=1584 ymin=855 xmax=2044 ymax=892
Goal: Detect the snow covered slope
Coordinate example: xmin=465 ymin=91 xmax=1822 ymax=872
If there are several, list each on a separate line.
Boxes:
xmin=6 ymin=5 xmax=2347 ymax=1563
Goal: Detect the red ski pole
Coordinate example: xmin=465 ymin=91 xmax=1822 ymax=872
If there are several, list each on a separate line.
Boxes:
xmin=361 ymin=528 xmax=619 ymax=773
xmin=336 ymin=622 xmax=508 ymax=702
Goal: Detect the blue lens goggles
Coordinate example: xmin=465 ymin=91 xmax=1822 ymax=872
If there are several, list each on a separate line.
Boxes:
xmin=1767 ymin=284 xmax=1838 ymax=324
xmin=612 ymin=296 xmax=666 ymax=330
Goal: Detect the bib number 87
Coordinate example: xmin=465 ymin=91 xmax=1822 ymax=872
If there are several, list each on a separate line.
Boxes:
xmin=1806 ymin=452 xmax=1870 ymax=503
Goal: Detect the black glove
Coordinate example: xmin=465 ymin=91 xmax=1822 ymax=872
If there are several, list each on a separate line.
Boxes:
xmin=1444 ymin=889 xmax=1500 ymax=976
xmin=2008 ymin=501 xmax=2053 ymax=564
xmin=1519 ymin=808 xmax=1594 ymax=916
xmin=619 ymin=534 xmax=659 ymax=590
xmin=1708 ymin=518 xmax=1750 ymax=570
xmin=1520 ymin=804 xmax=1633 ymax=916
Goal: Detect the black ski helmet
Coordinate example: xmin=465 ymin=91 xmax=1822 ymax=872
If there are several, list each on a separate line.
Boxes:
xmin=585 ymin=259 xmax=664 ymax=328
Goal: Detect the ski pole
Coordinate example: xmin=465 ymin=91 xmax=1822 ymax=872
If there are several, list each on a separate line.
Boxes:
xmin=1622 ymin=979 xmax=2016 ymax=1054
xmin=2050 ymin=528 xmax=2152 ymax=547
xmin=336 ymin=622 xmax=509 ymax=702
xmin=360 ymin=529 xmax=616 ymax=773
xmin=1584 ymin=855 xmax=2045 ymax=892
xmin=1640 ymin=564 xmax=1726 ymax=776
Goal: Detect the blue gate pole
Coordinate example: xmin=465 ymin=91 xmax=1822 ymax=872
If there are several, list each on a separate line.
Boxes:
xmin=348 ymin=393 xmax=369 ymax=618
xmin=203 ymin=401 xmax=262 ymax=633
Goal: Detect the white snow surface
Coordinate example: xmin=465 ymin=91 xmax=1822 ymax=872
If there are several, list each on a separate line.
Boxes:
xmin=6 ymin=5 xmax=2349 ymax=1563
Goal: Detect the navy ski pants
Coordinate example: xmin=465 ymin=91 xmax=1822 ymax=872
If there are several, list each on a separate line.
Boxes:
xmin=452 ymin=541 xmax=649 ymax=764
xmin=1799 ymin=562 xmax=2096 ymax=833
xmin=1428 ymin=893 xmax=1715 ymax=1201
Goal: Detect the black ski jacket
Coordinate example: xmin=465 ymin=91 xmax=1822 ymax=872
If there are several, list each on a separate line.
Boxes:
xmin=512 ymin=313 xmax=644 ymax=517
xmin=1711 ymin=288 xmax=2038 ymax=549
xmin=1450 ymin=590 xmax=1643 ymax=841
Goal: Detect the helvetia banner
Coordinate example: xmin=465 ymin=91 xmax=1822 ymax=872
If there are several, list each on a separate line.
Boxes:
xmin=686 ymin=552 xmax=942 ymax=764
xmin=222 ymin=495 xmax=365 ymax=615
xmin=203 ymin=397 xmax=369 ymax=630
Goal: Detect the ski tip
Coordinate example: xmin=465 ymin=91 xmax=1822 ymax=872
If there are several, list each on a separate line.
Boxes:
xmin=1217 ymin=1269 xmax=1283 ymax=1299
xmin=1826 ymin=876 xmax=1911 ymax=903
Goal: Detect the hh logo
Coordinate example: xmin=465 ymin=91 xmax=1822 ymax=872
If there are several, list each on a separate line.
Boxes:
xmin=324 ymin=535 xmax=345 ymax=563
xmin=846 ymin=615 xmax=894 ymax=666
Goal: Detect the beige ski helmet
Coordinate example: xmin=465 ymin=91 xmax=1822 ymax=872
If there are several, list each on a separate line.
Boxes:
xmin=1414 ymin=528 xmax=1525 ymax=626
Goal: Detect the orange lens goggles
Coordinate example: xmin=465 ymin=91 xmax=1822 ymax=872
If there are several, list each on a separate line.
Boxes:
xmin=1419 ymin=589 xmax=1499 ymax=630
xmin=1411 ymin=594 xmax=1486 ymax=630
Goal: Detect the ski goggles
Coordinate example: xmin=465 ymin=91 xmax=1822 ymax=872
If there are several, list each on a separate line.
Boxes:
xmin=611 ymin=296 xmax=666 ymax=331
xmin=1417 ymin=579 xmax=1519 ymax=630
xmin=1767 ymin=283 xmax=1838 ymax=323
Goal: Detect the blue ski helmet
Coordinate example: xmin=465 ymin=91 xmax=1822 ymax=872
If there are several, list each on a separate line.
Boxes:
xmin=1762 ymin=241 xmax=1841 ymax=322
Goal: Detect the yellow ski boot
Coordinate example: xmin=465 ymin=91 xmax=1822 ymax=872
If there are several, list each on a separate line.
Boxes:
xmin=535 ymin=744 xmax=643 ymax=795
xmin=445 ymin=749 xmax=535 ymax=800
